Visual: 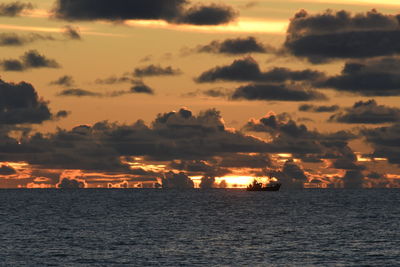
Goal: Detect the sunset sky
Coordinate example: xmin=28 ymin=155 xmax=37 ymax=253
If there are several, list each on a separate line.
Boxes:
xmin=1 ymin=0 xmax=400 ymax=188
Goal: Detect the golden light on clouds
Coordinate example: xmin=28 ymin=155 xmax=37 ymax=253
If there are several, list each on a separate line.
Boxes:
xmin=125 ymin=17 xmax=288 ymax=34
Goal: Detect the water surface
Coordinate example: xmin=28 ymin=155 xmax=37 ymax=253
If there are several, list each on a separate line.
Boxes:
xmin=1 ymin=189 xmax=399 ymax=266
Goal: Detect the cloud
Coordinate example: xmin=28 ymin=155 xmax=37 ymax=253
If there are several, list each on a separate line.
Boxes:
xmin=0 ymin=2 xmax=33 ymax=17
xmin=49 ymin=75 xmax=75 ymax=87
xmin=342 ymin=170 xmax=364 ymax=188
xmin=0 ymin=165 xmax=16 ymax=175
xmin=62 ymin=25 xmax=81 ymax=40
xmin=196 ymin=36 xmax=273 ymax=55
xmin=199 ymin=175 xmax=215 ymax=189
xmin=231 ymin=83 xmax=327 ymax=101
xmin=162 ymin=171 xmax=194 ymax=188
xmin=54 ymin=0 xmax=237 ymax=26
xmin=0 ymin=50 xmax=60 ymax=71
xmin=0 ymin=108 xmax=271 ymax=174
xmin=329 ymin=99 xmax=400 ymax=124
xmin=0 ymin=79 xmax=53 ymax=124
xmin=55 ymin=110 xmax=70 ymax=119
xmin=299 ymin=104 xmax=340 ymax=113
xmin=58 ymin=81 xmax=155 ymax=97
xmin=318 ymin=57 xmax=400 ymax=96
xmin=0 ymin=33 xmax=54 ymax=46
xmin=95 ymin=75 xmax=131 ymax=85
xmin=176 ymin=4 xmax=237 ymax=25
xmin=133 ymin=64 xmax=182 ymax=77
xmin=243 ymin=112 xmax=357 ymax=160
xmin=362 ymin=123 xmax=400 ymax=164
xmin=130 ymin=83 xmax=154 ymax=94
xmin=58 ymin=178 xmax=85 ymax=188
xmin=196 ymin=57 xmax=324 ymax=83
xmin=285 ymin=9 xmax=400 ymax=62
xmin=57 ymin=88 xmax=102 ymax=97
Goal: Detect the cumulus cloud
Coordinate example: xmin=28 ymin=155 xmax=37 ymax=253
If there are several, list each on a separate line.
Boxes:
xmin=0 ymin=1 xmax=33 ymax=16
xmin=53 ymin=0 xmax=237 ymax=25
xmin=176 ymin=3 xmax=237 ymax=25
xmin=299 ymin=104 xmax=339 ymax=113
xmin=243 ymin=112 xmax=357 ymax=162
xmin=49 ymin=75 xmax=75 ymax=87
xmin=199 ymin=175 xmax=215 ymax=189
xmin=342 ymin=170 xmax=364 ymax=189
xmin=58 ymin=178 xmax=85 ymax=188
xmin=196 ymin=36 xmax=272 ymax=55
xmin=0 ymin=165 xmax=16 ymax=175
xmin=0 ymin=50 xmax=60 ymax=71
xmin=318 ymin=57 xmax=400 ymax=96
xmin=0 ymin=108 xmax=272 ymax=174
xmin=0 ymin=79 xmax=53 ymax=125
xmin=62 ymin=25 xmax=81 ymax=40
xmin=285 ymin=9 xmax=400 ymax=62
xmin=329 ymin=100 xmax=400 ymax=124
xmin=0 ymin=33 xmax=55 ymax=46
xmin=162 ymin=171 xmax=194 ymax=189
xmin=231 ymin=83 xmax=327 ymax=102
xmin=130 ymin=83 xmax=154 ymax=94
xmin=133 ymin=64 xmax=181 ymax=77
xmin=362 ymin=123 xmax=400 ymax=164
xmin=196 ymin=57 xmax=324 ymax=83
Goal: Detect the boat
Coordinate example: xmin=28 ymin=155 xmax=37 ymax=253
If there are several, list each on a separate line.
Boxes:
xmin=246 ymin=179 xmax=281 ymax=191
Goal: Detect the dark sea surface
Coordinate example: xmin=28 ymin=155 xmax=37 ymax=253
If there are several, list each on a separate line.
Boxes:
xmin=1 ymin=189 xmax=399 ymax=266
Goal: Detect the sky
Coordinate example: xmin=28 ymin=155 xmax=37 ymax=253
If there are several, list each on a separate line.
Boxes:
xmin=1 ymin=0 xmax=400 ymax=189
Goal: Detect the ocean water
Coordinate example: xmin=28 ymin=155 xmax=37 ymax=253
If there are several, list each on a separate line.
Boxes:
xmin=0 ymin=189 xmax=399 ymax=266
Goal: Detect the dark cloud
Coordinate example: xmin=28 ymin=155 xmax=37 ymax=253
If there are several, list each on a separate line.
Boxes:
xmin=95 ymin=75 xmax=131 ymax=85
xmin=285 ymin=9 xmax=400 ymax=62
xmin=0 ymin=165 xmax=16 ymax=175
xmin=0 ymin=79 xmax=53 ymax=125
xmin=196 ymin=57 xmax=324 ymax=83
xmin=329 ymin=100 xmax=400 ymax=124
xmin=0 ymin=1 xmax=33 ymax=16
xmin=49 ymin=75 xmax=75 ymax=87
xmin=0 ymin=33 xmax=54 ymax=46
xmin=299 ymin=104 xmax=339 ymax=113
xmin=219 ymin=153 xmax=271 ymax=168
xmin=243 ymin=112 xmax=357 ymax=160
xmin=0 ymin=50 xmax=60 ymax=71
xmin=58 ymin=178 xmax=85 ymax=188
xmin=318 ymin=57 xmax=400 ymax=96
xmin=130 ymin=83 xmax=154 ymax=95
xmin=162 ymin=171 xmax=194 ymax=189
xmin=134 ymin=64 xmax=181 ymax=77
xmin=196 ymin=36 xmax=273 ymax=55
xmin=231 ymin=83 xmax=327 ymax=101
xmin=57 ymin=88 xmax=102 ymax=97
xmin=342 ymin=170 xmax=364 ymax=189
xmin=183 ymin=88 xmax=231 ymax=98
xmin=54 ymin=0 xmax=237 ymax=25
xmin=0 ymin=108 xmax=271 ymax=173
xmin=362 ymin=123 xmax=400 ymax=164
xmin=332 ymin=158 xmax=365 ymax=170
xmin=0 ymin=59 xmax=24 ymax=71
xmin=62 ymin=25 xmax=81 ymax=40
xmin=199 ymin=175 xmax=215 ymax=189
xmin=176 ymin=4 xmax=237 ymax=25
xmin=55 ymin=110 xmax=70 ymax=119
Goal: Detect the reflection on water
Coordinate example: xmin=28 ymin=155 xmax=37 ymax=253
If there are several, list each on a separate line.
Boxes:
xmin=0 ymin=189 xmax=399 ymax=266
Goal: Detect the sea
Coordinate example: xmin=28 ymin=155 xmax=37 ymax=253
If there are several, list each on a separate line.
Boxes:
xmin=0 ymin=189 xmax=399 ymax=266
